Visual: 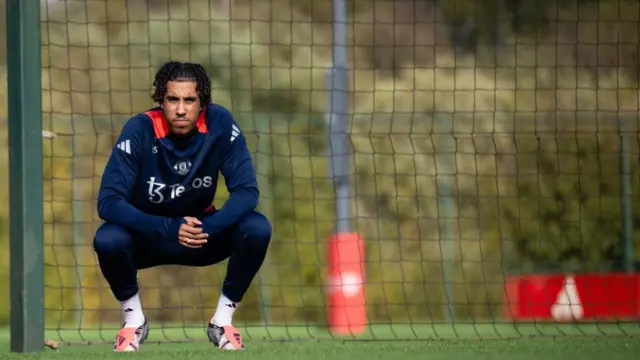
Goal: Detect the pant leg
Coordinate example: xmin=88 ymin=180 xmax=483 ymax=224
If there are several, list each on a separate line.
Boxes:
xmin=93 ymin=222 xmax=148 ymax=301
xmin=93 ymin=221 xmax=210 ymax=301
xmin=161 ymin=210 xmax=272 ymax=303
xmin=213 ymin=211 xmax=272 ymax=303
xmin=94 ymin=210 xmax=272 ymax=303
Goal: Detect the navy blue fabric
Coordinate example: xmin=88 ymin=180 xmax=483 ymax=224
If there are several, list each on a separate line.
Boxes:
xmin=94 ymin=211 xmax=271 ymax=302
xmin=96 ymin=103 xmax=259 ymax=240
xmin=93 ymin=103 xmax=270 ymax=302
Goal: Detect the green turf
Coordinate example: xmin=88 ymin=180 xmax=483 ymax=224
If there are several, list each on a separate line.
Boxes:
xmin=1 ymin=338 xmax=640 ymax=360
xmin=35 ymin=322 xmax=640 ymax=344
xmin=0 ymin=323 xmax=639 ymax=359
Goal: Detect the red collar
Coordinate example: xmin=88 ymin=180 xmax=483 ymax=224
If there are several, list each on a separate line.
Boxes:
xmin=145 ymin=107 xmax=208 ymax=139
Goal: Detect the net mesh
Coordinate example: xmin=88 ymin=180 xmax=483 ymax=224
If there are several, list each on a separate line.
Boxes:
xmin=36 ymin=0 xmax=640 ymax=344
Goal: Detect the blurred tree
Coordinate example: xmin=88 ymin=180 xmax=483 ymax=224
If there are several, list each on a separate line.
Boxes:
xmin=492 ymin=113 xmax=640 ymax=273
xmin=0 ymin=0 xmax=638 ymax=328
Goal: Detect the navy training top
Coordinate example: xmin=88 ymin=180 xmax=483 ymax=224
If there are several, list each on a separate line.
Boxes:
xmin=97 ymin=103 xmax=259 ymax=240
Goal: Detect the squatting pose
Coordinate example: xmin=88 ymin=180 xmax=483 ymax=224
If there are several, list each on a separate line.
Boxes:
xmin=94 ymin=61 xmax=271 ymax=352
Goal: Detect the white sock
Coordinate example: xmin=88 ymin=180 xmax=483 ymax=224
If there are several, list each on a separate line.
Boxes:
xmin=121 ymin=293 xmax=145 ymax=328
xmin=210 ymin=293 xmax=237 ymax=326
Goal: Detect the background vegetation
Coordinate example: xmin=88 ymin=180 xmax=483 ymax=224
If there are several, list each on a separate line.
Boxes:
xmin=0 ymin=0 xmax=638 ymax=332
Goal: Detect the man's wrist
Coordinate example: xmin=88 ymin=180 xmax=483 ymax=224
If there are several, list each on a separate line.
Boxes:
xmin=200 ymin=216 xmax=216 ymax=236
xmin=165 ymin=217 xmax=186 ymax=241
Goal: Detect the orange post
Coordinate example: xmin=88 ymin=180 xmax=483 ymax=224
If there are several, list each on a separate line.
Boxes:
xmin=327 ymin=232 xmax=366 ymax=335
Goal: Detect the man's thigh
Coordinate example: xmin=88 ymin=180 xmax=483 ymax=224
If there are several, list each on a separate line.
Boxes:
xmin=130 ymin=223 xmax=233 ymax=270
xmin=131 ymin=210 xmax=269 ymax=269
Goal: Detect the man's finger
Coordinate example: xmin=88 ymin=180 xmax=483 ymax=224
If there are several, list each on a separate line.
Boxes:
xmin=185 ymin=233 xmax=208 ymax=240
xmin=181 ymin=224 xmax=205 ymax=235
xmin=178 ymin=230 xmax=208 ymax=242
xmin=184 ymin=216 xmax=202 ymax=226
xmin=179 ymin=237 xmax=206 ymax=248
xmin=179 ymin=236 xmax=207 ymax=245
xmin=182 ymin=224 xmax=202 ymax=233
xmin=190 ymin=239 xmax=208 ymax=245
xmin=178 ymin=229 xmax=194 ymax=239
xmin=181 ymin=242 xmax=203 ymax=249
xmin=178 ymin=234 xmax=207 ymax=245
xmin=187 ymin=230 xmax=208 ymax=239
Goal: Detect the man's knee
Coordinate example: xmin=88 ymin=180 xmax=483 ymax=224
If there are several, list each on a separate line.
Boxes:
xmin=238 ymin=211 xmax=272 ymax=249
xmin=93 ymin=223 xmax=134 ymax=255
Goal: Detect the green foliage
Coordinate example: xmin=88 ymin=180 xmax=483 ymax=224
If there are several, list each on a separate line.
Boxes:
xmin=497 ymin=116 xmax=640 ymax=273
xmin=433 ymin=0 xmax=626 ymax=46
xmin=0 ymin=0 xmax=639 ymax=330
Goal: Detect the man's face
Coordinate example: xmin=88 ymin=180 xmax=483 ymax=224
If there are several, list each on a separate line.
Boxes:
xmin=162 ymin=80 xmax=201 ymax=136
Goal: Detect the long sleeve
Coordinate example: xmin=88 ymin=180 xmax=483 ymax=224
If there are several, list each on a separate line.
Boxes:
xmin=97 ymin=119 xmax=181 ymax=239
xmin=201 ymin=119 xmax=259 ymax=236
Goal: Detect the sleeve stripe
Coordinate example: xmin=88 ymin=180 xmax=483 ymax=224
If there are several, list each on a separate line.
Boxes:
xmin=117 ymin=139 xmax=132 ymax=154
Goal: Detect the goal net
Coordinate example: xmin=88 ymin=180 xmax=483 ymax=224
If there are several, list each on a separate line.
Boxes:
xmin=34 ymin=0 xmax=640 ymax=345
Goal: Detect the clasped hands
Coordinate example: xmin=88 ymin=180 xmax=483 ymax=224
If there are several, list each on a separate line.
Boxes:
xmin=178 ymin=216 xmax=209 ymax=248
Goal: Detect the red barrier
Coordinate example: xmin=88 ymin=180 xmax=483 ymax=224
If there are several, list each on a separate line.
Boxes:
xmin=504 ymin=273 xmax=640 ymax=321
xmin=327 ymin=232 xmax=366 ymax=334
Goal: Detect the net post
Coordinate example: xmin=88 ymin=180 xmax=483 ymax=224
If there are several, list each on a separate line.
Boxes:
xmin=325 ymin=0 xmax=366 ymax=336
xmin=329 ymin=0 xmax=350 ymax=236
xmin=619 ymin=116 xmax=634 ymax=273
xmin=6 ymin=0 xmax=45 ymax=353
xmin=434 ymin=113 xmax=455 ymax=323
xmin=255 ymin=113 xmax=274 ymax=324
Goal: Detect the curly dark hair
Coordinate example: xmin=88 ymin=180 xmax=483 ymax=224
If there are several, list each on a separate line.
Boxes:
xmin=151 ymin=61 xmax=212 ymax=106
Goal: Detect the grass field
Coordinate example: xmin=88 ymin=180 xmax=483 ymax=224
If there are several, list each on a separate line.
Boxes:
xmin=0 ymin=324 xmax=639 ymax=359
xmin=3 ymin=339 xmax=640 ymax=360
